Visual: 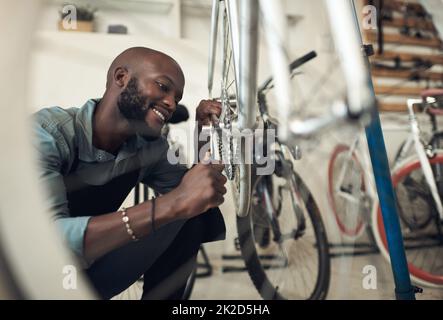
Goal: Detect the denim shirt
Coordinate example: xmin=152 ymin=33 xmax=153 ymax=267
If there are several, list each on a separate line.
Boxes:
xmin=32 ymin=99 xmax=187 ymax=258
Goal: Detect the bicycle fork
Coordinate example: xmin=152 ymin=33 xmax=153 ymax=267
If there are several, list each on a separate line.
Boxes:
xmin=258 ymin=180 xmax=283 ymax=244
xmin=257 ymin=175 xmax=308 ymax=265
xmin=336 ymin=139 xmax=362 ymax=206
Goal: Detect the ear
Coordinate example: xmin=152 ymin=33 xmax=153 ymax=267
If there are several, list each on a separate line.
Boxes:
xmin=113 ymin=67 xmax=129 ymax=88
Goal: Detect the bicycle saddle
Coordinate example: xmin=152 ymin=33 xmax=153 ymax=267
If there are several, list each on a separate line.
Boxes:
xmin=421 ymin=88 xmax=443 ymax=100
xmin=421 ymin=88 xmax=443 ymax=114
xmin=169 ymin=104 xmax=189 ymax=124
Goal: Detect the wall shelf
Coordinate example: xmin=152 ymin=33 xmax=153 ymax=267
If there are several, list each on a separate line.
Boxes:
xmin=371 ymin=68 xmax=443 ymax=81
xmin=365 ymin=31 xmax=442 ymax=49
xmin=373 ymin=51 xmax=443 ymax=66
xmin=43 ymin=0 xmax=175 ymax=14
xmin=374 ymin=85 xmax=426 ymax=96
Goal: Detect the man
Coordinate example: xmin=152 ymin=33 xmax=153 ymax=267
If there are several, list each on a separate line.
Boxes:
xmin=33 ymin=47 xmax=226 ymax=299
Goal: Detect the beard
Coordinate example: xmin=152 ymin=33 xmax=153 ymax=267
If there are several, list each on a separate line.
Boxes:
xmin=117 ymin=77 xmax=160 ymax=139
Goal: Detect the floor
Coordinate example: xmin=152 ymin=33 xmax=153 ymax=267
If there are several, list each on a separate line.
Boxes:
xmin=114 ymin=239 xmax=443 ymax=300
xmin=190 ymin=245 xmax=443 ymax=300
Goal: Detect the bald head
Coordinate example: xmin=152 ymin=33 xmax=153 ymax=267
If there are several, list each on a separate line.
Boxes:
xmin=106 ymin=47 xmax=184 ymax=90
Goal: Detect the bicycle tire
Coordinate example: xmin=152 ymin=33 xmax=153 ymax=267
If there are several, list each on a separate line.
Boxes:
xmin=211 ymin=1 xmax=252 ymax=218
xmin=373 ymin=153 xmax=443 ymax=287
xmin=328 ymin=144 xmax=366 ymax=238
xmin=0 ymin=1 xmax=95 ymax=299
xmin=236 ymin=172 xmax=330 ymax=300
xmin=182 ymin=266 xmax=197 ymax=300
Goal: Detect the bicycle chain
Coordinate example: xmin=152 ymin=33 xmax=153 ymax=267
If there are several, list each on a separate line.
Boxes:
xmin=215 ymin=126 xmax=236 ymax=180
xmin=212 ymin=95 xmax=237 ymax=181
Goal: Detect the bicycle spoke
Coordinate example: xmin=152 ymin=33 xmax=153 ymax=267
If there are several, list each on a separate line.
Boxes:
xmin=226 ymin=78 xmax=235 ymax=91
xmin=224 ymin=48 xmax=233 ymax=88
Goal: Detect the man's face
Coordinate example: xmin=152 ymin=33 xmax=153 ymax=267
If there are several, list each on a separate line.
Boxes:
xmin=117 ymin=59 xmax=184 ymax=139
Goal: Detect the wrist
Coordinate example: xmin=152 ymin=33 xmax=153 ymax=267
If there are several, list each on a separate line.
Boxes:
xmin=160 ymin=190 xmax=188 ymax=220
xmin=136 ymin=194 xmax=179 ymax=233
xmin=168 ymin=189 xmax=189 ymax=218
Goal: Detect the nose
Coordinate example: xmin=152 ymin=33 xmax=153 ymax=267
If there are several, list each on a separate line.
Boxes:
xmin=162 ymin=93 xmax=176 ymax=113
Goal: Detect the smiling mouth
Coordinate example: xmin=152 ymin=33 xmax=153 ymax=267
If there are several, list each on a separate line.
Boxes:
xmin=152 ymin=106 xmax=166 ymax=123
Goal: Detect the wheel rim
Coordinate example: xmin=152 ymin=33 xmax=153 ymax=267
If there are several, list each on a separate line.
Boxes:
xmin=328 ymin=145 xmax=366 ymax=237
xmin=214 ymin=6 xmax=251 ymax=217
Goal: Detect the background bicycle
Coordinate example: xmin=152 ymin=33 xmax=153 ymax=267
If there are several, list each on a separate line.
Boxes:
xmin=374 ymin=92 xmax=443 ymax=288
xmin=328 ymin=89 xmax=443 ymax=288
xmin=234 ymin=52 xmax=331 ymax=300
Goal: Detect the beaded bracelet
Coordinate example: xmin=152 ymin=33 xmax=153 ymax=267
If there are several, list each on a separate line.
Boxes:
xmin=121 ymin=207 xmax=139 ymax=242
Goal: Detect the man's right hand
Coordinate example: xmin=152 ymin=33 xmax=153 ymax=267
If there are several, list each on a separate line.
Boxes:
xmin=172 ymin=161 xmax=227 ymax=219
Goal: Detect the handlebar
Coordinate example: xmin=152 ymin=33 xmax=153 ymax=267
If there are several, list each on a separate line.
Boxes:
xmin=258 ymin=51 xmax=318 ymax=93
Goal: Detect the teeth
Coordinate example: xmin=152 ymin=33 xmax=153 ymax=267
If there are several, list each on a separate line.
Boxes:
xmin=153 ymin=107 xmax=165 ymax=122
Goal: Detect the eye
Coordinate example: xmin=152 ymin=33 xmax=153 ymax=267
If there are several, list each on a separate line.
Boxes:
xmin=156 ymin=81 xmax=169 ymax=92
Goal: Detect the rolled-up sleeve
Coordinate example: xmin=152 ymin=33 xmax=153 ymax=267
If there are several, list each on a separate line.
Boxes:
xmin=33 ymin=123 xmax=91 ymax=257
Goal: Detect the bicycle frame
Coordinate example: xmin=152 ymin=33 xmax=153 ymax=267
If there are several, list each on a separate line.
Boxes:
xmin=287 ymin=0 xmax=376 ymax=140
xmin=255 ymin=149 xmax=307 ymax=264
xmin=334 ymin=98 xmax=443 ymax=227
xmin=397 ymin=99 xmax=443 ymax=221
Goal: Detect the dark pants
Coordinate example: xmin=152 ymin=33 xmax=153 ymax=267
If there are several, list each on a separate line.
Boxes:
xmin=85 ymin=208 xmax=225 ymax=300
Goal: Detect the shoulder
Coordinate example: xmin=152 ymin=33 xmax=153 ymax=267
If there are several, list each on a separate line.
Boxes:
xmin=32 ymin=106 xmax=79 ymax=169
xmin=32 ymin=106 xmax=78 ymax=131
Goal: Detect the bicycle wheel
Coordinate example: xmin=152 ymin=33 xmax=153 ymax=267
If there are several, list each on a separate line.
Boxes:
xmin=0 ymin=1 xmax=95 ymax=299
xmin=210 ymin=0 xmax=252 ymax=218
xmin=328 ymin=144 xmax=367 ymax=238
xmin=182 ymin=265 xmax=197 ymax=300
xmin=236 ymin=172 xmax=330 ymax=299
xmin=373 ymin=154 xmax=443 ymax=287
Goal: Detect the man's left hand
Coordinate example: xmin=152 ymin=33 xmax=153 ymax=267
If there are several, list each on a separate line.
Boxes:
xmin=196 ymin=99 xmax=222 ymax=127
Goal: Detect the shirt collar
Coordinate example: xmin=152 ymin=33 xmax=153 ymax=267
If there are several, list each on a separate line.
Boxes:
xmin=75 ymin=99 xmax=143 ymax=163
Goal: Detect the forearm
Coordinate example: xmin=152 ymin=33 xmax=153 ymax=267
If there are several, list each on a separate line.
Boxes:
xmin=83 ymin=193 xmax=182 ymax=262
